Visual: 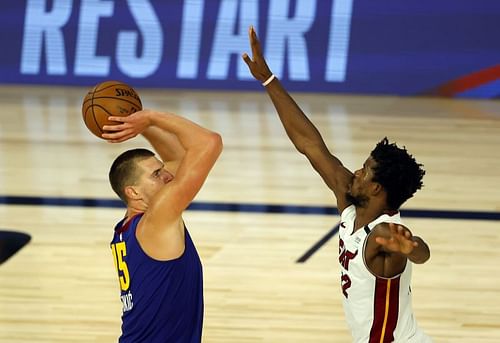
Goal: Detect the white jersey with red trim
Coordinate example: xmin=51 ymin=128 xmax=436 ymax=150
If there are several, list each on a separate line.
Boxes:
xmin=339 ymin=205 xmax=431 ymax=343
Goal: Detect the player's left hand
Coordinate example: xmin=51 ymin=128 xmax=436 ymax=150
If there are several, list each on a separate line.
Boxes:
xmin=102 ymin=109 xmax=153 ymax=143
xmin=375 ymin=223 xmax=418 ymax=256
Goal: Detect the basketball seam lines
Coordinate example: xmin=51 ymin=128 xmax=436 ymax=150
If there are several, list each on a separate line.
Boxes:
xmin=84 ymin=82 xmax=142 ymax=137
xmin=86 ymin=96 xmax=142 ymax=108
xmin=93 ymin=104 xmax=115 ymax=117
xmin=90 ymin=89 xmax=103 ymax=135
xmin=92 ymin=82 xmax=130 ymax=94
xmin=88 ymin=104 xmax=129 ymax=135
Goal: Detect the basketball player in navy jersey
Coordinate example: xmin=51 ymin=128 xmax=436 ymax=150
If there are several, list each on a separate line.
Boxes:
xmin=101 ymin=109 xmax=222 ymax=342
xmin=243 ymin=27 xmax=432 ymax=342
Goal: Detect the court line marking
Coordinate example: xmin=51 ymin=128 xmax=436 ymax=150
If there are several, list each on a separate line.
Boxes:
xmin=0 ymin=195 xmax=499 ymax=220
xmin=1 ymin=195 xmax=499 ymax=262
xmin=296 ymin=223 xmax=340 ymax=263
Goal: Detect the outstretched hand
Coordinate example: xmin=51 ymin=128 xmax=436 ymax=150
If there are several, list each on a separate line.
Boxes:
xmin=102 ymin=109 xmax=153 ymax=143
xmin=375 ymin=223 xmax=419 ymax=256
xmin=242 ymin=26 xmax=273 ymax=82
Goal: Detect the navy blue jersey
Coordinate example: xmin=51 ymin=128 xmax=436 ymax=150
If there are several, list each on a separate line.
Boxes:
xmin=110 ymin=214 xmax=203 ymax=342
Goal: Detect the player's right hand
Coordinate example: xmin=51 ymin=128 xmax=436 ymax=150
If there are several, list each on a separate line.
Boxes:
xmin=102 ymin=109 xmax=153 ymax=143
xmin=242 ymin=26 xmax=273 ymax=83
xmin=375 ymin=223 xmax=419 ymax=256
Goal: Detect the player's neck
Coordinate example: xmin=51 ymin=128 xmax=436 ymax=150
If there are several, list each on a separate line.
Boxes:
xmin=125 ymin=206 xmax=145 ymax=223
xmin=353 ymin=202 xmax=386 ymax=231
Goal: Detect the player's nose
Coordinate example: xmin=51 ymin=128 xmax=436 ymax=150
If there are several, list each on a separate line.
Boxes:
xmin=161 ymin=171 xmax=173 ymax=183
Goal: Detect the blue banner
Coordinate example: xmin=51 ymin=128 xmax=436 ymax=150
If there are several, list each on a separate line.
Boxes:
xmin=1 ymin=0 xmax=499 ymax=97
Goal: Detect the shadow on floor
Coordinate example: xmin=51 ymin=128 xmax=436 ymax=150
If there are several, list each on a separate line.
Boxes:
xmin=0 ymin=230 xmax=31 ymax=265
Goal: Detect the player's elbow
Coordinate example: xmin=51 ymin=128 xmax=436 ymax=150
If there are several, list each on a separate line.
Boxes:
xmin=411 ymin=239 xmax=430 ymax=264
xmin=412 ymin=252 xmax=430 ymax=264
xmin=207 ymin=132 xmax=223 ymax=158
xmin=421 ymin=246 xmax=431 ymax=264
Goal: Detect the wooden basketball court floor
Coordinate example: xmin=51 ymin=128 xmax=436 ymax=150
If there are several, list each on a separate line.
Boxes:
xmin=0 ymin=84 xmax=499 ymax=342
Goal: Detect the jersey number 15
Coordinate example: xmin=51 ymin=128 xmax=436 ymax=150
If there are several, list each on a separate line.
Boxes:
xmin=111 ymin=241 xmax=131 ymax=291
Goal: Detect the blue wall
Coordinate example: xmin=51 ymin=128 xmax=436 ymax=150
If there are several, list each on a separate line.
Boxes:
xmin=1 ymin=0 xmax=499 ymax=97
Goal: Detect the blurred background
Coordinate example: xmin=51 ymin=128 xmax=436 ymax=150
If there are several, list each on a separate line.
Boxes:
xmin=3 ymin=0 xmax=500 ymax=97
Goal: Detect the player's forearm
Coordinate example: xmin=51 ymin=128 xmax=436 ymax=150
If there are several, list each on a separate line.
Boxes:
xmin=406 ymin=237 xmax=430 ymax=264
xmin=142 ymin=126 xmax=185 ymax=163
xmin=264 ymin=78 xmax=326 ymax=155
xmin=148 ymin=111 xmax=219 ymax=151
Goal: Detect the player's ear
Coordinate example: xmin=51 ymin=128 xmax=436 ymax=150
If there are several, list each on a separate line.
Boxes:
xmin=124 ymin=186 xmax=140 ymax=200
xmin=371 ymin=182 xmax=383 ymax=196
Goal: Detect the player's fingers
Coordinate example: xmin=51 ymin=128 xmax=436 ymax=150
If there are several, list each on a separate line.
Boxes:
xmin=249 ymin=26 xmax=261 ymax=57
xmin=101 ymin=132 xmax=116 ymax=139
xmin=102 ymin=124 xmax=127 ymax=131
xmin=248 ymin=25 xmax=253 ymax=42
xmin=102 ymin=133 xmax=121 ymax=141
xmin=375 ymin=236 xmax=389 ymax=246
xmin=106 ymin=132 xmax=136 ymax=143
xmin=248 ymin=26 xmax=255 ymax=55
xmin=397 ymin=225 xmax=404 ymax=235
xmin=110 ymin=134 xmax=136 ymax=143
xmin=102 ymin=129 xmax=131 ymax=140
xmin=242 ymin=53 xmax=252 ymax=66
xmin=108 ymin=116 xmax=129 ymax=123
xmin=388 ymin=223 xmax=399 ymax=234
xmin=121 ymin=133 xmax=138 ymax=142
xmin=395 ymin=226 xmax=412 ymax=239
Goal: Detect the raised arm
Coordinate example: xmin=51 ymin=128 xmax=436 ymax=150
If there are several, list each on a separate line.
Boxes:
xmin=103 ymin=110 xmax=223 ymax=225
xmin=242 ymin=26 xmax=353 ymax=211
xmin=101 ymin=110 xmax=186 ymax=174
xmin=142 ymin=126 xmax=185 ymax=175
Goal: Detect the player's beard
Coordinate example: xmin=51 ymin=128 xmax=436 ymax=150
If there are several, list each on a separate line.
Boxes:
xmin=346 ymin=191 xmax=369 ymax=208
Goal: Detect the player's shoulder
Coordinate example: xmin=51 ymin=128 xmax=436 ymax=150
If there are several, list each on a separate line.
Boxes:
xmin=340 ymin=204 xmax=356 ymax=218
xmin=370 ymin=222 xmax=390 ymax=235
xmin=371 ymin=221 xmax=411 ymax=236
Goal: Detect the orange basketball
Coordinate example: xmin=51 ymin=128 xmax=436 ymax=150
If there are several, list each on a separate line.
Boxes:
xmin=82 ymin=81 xmax=142 ymax=138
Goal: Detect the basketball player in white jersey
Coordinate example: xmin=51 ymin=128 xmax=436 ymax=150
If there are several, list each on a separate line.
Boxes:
xmin=243 ymin=26 xmax=432 ymax=342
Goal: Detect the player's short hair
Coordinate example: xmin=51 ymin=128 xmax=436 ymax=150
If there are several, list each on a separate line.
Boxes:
xmin=370 ymin=138 xmax=425 ymax=210
xmin=109 ymin=148 xmax=155 ymax=203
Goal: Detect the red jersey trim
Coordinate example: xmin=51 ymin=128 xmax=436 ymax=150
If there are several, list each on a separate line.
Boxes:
xmin=115 ymin=213 xmax=143 ymax=235
xmin=369 ymin=276 xmax=400 ymax=343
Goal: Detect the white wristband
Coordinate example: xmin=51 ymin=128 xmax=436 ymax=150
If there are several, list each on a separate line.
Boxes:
xmin=262 ymin=74 xmax=276 ymax=87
